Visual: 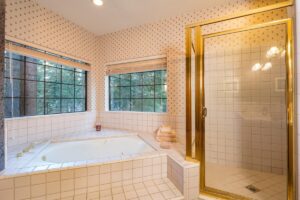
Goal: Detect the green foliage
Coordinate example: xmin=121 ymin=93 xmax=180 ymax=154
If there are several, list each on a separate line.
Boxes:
xmin=131 ymin=99 xmax=142 ymax=111
xmin=4 ymin=52 xmax=87 ymax=118
xmin=143 ymin=86 xmax=154 ymax=98
xmin=62 ymin=85 xmax=75 ymax=98
xmin=120 ymin=87 xmax=130 ymax=98
xmin=45 ymin=83 xmax=61 ymax=98
xmin=75 ymin=99 xmax=85 ymax=112
xmin=45 ymin=66 xmax=61 ymax=83
xmin=143 ymin=99 xmax=154 ymax=112
xmin=45 ymin=99 xmax=60 ymax=114
xmin=75 ymin=72 xmax=85 ymax=85
xmin=120 ymin=74 xmax=130 ymax=86
xmin=109 ymin=70 xmax=167 ymax=112
xmin=62 ymin=69 xmax=75 ymax=84
xmin=131 ymin=86 xmax=142 ymax=98
xmin=62 ymin=99 xmax=75 ymax=113
xmin=131 ymin=73 xmax=143 ymax=85
xmin=143 ymin=72 xmax=154 ymax=85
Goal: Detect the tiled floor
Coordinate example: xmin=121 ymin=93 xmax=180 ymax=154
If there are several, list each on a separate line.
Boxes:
xmin=96 ymin=178 xmax=183 ymax=200
xmin=206 ymin=163 xmax=286 ymax=200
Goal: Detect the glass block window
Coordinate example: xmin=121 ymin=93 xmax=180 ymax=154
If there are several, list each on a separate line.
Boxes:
xmin=4 ymin=51 xmax=87 ymax=118
xmin=109 ymin=70 xmax=167 ymax=112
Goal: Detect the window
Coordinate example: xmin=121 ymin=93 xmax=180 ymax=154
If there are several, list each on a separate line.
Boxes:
xmin=4 ymin=51 xmax=87 ymax=118
xmin=109 ymin=70 xmax=167 ymax=112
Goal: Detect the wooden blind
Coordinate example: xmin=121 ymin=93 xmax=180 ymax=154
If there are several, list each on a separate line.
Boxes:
xmin=5 ymin=42 xmax=91 ymax=71
xmin=105 ymin=56 xmax=167 ymax=75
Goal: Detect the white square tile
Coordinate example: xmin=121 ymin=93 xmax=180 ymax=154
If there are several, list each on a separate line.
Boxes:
xmin=61 ymin=170 xmax=74 ymax=180
xmin=47 ymin=181 xmax=61 ymax=194
xmin=100 ymin=165 xmax=111 ymax=174
xmin=14 ymin=176 xmax=30 ymax=188
xmin=111 ymin=163 xmax=122 ymax=172
xmin=31 ymin=184 xmax=46 ymax=197
xmin=136 ymin=188 xmax=148 ymax=197
xmin=0 ymin=178 xmax=13 ymax=190
xmin=61 ymin=179 xmax=74 ymax=192
xmin=150 ymin=192 xmax=165 ymax=200
xmin=147 ymin=185 xmax=159 ymax=194
xmin=111 ymin=171 xmax=122 ymax=182
xmin=88 ymin=166 xmax=99 ymax=176
xmin=100 ymin=173 xmax=111 ymax=185
xmin=0 ymin=189 xmax=14 ymax=200
xmin=75 ymin=177 xmax=87 ymax=189
xmin=47 ymin=172 xmax=60 ymax=182
xmin=15 ymin=186 xmax=30 ymax=200
xmin=75 ymin=168 xmax=87 ymax=178
xmin=100 ymin=189 xmax=112 ymax=197
xmin=88 ymin=175 xmax=99 ymax=187
xmin=31 ymin=174 xmax=46 ymax=185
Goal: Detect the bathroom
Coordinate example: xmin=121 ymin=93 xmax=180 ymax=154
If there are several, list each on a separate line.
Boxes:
xmin=0 ymin=0 xmax=299 ymax=199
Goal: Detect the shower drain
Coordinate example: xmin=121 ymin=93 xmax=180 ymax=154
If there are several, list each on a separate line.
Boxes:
xmin=245 ymin=185 xmax=260 ymax=193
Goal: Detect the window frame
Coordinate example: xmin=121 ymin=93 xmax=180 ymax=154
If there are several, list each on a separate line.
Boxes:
xmin=108 ymin=70 xmax=167 ymax=113
xmin=4 ymin=52 xmax=88 ymax=118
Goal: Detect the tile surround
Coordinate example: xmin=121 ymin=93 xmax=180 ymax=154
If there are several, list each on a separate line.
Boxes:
xmin=0 ymin=128 xmax=202 ymax=199
xmin=139 ymin=131 xmax=199 ymax=200
xmin=98 ymin=112 xmax=185 ymax=146
xmin=205 ymin=43 xmax=287 ymax=174
xmin=0 ymin=156 xmax=185 ymax=200
xmin=5 ymin=112 xmax=96 ymax=152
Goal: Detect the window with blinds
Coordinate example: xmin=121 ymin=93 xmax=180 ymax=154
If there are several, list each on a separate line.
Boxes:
xmin=106 ymin=56 xmax=167 ymax=112
xmin=4 ymin=41 xmax=89 ymax=118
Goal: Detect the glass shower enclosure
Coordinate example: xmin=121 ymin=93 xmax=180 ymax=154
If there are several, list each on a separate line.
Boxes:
xmin=185 ymin=5 xmax=295 ymax=200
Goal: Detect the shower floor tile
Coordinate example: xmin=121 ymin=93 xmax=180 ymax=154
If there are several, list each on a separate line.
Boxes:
xmin=206 ymin=163 xmax=287 ymax=200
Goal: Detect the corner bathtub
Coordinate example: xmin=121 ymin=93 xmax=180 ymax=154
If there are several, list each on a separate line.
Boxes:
xmin=31 ymin=135 xmax=155 ymax=165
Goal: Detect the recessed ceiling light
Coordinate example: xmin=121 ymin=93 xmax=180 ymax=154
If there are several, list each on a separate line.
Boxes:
xmin=92 ymin=0 xmax=103 ymax=6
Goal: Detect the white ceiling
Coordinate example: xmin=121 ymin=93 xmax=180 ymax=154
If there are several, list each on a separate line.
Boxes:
xmin=37 ymin=0 xmax=231 ymax=36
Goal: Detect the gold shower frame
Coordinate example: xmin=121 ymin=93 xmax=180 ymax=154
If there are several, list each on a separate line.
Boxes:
xmin=185 ymin=1 xmax=295 ymax=200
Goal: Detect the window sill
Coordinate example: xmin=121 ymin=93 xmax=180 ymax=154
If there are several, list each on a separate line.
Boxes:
xmin=4 ymin=111 xmax=94 ymax=121
xmin=103 ymin=111 xmax=167 ymax=115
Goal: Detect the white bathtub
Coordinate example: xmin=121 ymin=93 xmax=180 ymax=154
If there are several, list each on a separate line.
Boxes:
xmin=33 ymin=135 xmax=155 ymax=164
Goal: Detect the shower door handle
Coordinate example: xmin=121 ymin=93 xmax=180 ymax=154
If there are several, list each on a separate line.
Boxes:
xmin=202 ymin=107 xmax=207 ymax=118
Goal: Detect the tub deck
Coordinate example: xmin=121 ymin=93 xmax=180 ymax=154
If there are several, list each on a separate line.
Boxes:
xmin=2 ymin=129 xmax=163 ymax=178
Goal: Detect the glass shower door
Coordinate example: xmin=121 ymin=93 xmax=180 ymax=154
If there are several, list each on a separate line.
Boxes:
xmin=203 ymin=22 xmax=291 ymax=200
